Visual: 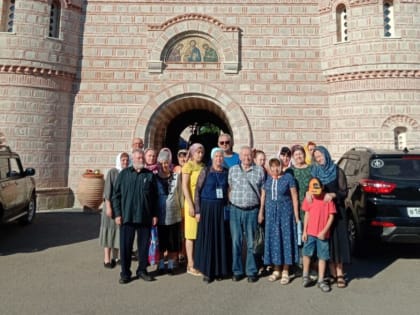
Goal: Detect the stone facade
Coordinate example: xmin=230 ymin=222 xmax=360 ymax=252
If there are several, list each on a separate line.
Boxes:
xmin=0 ymin=0 xmax=419 ymax=209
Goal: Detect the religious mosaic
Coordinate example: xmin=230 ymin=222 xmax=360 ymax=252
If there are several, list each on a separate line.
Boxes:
xmin=166 ymin=37 xmax=219 ymax=63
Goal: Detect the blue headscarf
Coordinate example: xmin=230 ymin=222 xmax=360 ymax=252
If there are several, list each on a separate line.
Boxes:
xmin=310 ymin=146 xmax=337 ymax=185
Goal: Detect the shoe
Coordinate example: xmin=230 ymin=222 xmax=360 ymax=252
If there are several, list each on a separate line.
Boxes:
xmin=167 ymin=268 xmax=174 ymax=276
xmin=232 ymin=274 xmax=245 ymax=282
xmin=110 ymin=259 xmax=117 ymax=268
xmin=187 ymin=267 xmax=202 ymax=276
xmin=280 ymin=272 xmax=290 ymax=285
xmin=104 ymin=262 xmax=113 ymax=269
xmin=119 ymin=277 xmax=131 ymax=284
xmin=137 ymin=271 xmax=154 ymax=282
xmin=318 ymin=280 xmax=331 ymax=292
xmin=203 ymin=276 xmax=214 ymax=284
xmin=302 ymin=276 xmax=313 ymax=288
xmin=336 ymin=275 xmax=347 ymax=288
xmin=268 ymin=271 xmax=281 ymax=282
xmin=247 ymin=276 xmax=259 ymax=283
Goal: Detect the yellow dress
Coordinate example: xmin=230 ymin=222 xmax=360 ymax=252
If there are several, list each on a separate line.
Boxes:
xmin=182 ymin=160 xmax=204 ymax=240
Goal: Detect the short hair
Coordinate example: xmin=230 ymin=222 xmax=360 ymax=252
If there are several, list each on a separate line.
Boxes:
xmin=218 ymin=133 xmax=233 ymax=144
xmin=268 ymin=157 xmax=282 ymax=167
xmin=132 ymin=149 xmax=144 ymax=155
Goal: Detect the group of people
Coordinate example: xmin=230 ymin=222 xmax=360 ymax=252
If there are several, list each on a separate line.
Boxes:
xmin=98 ymin=134 xmax=351 ymax=292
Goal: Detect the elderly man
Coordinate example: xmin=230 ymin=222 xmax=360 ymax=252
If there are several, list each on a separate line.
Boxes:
xmin=218 ymin=133 xmax=240 ymax=168
xmin=228 ymin=146 xmax=265 ymax=283
xmin=112 ymin=149 xmax=158 ymax=284
xmin=132 ymin=137 xmax=144 ymax=151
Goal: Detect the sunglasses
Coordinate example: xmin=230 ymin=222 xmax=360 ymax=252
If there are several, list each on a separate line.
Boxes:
xmin=219 ymin=141 xmax=230 ymax=145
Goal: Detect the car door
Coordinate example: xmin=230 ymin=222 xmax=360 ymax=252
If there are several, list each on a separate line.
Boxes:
xmin=0 ymin=156 xmax=18 ymax=219
xmin=8 ymin=157 xmax=29 ymax=212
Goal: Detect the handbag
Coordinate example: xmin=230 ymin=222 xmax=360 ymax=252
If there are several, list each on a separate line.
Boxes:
xmin=253 ymin=224 xmax=265 ymax=255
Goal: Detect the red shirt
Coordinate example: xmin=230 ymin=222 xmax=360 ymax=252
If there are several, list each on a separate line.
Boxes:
xmin=302 ymin=195 xmax=336 ymax=239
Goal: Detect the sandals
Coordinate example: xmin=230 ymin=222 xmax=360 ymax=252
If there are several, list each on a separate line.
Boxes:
xmin=268 ymin=271 xmax=281 ymax=282
xmin=187 ymin=266 xmax=202 ymax=277
xmin=336 ymin=275 xmax=347 ymax=288
xmin=280 ymin=271 xmax=290 ymax=285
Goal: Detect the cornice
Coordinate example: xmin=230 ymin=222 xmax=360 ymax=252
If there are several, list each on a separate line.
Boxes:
xmin=326 ymin=69 xmax=420 ymax=82
xmin=148 ymin=13 xmax=240 ymax=32
xmin=0 ymin=64 xmax=76 ymax=80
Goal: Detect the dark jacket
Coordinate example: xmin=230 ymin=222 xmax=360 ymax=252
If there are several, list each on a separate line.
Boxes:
xmin=112 ymin=166 xmax=158 ymax=225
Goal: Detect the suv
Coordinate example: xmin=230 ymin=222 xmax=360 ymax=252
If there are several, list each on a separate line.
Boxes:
xmin=337 ymin=147 xmax=420 ymax=255
xmin=0 ymin=145 xmax=36 ymax=225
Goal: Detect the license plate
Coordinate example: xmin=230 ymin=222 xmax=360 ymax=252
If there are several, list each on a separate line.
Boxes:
xmin=407 ymin=207 xmax=420 ymax=217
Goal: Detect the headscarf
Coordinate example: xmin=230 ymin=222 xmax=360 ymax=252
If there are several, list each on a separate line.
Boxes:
xmin=144 ymin=148 xmax=158 ymax=174
xmin=115 ymin=152 xmax=129 ymax=171
xmin=290 ymin=144 xmax=306 ymax=167
xmin=310 ymin=146 xmax=337 ymax=185
xmin=186 ymin=143 xmax=204 ymax=161
xmin=304 ymin=141 xmax=316 ymax=165
xmin=157 ymin=147 xmax=173 ymax=171
xmin=211 ymin=147 xmax=224 ymax=159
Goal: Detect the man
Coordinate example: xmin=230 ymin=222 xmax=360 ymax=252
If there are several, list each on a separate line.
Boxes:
xmin=228 ymin=146 xmax=265 ymax=283
xmin=218 ymin=133 xmax=240 ymax=168
xmin=112 ymin=149 xmax=158 ymax=284
xmin=132 ymin=137 xmax=144 ymax=151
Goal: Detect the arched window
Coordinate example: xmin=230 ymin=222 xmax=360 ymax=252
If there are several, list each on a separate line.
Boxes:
xmin=49 ymin=0 xmax=61 ymax=38
xmin=394 ymin=127 xmax=407 ymax=150
xmin=383 ymin=1 xmax=394 ymax=37
xmin=1 ymin=0 xmax=15 ymax=32
xmin=336 ymin=4 xmax=348 ymax=42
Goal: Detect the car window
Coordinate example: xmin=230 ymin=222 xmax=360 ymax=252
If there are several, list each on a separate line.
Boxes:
xmin=370 ymin=157 xmax=420 ymax=180
xmin=0 ymin=158 xmax=8 ymax=180
xmin=8 ymin=158 xmax=22 ymax=178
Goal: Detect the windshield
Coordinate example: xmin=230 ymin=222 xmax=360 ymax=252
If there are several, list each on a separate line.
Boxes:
xmin=370 ymin=156 xmax=420 ymax=180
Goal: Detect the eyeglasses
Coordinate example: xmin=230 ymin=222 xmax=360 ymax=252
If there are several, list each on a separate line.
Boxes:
xmin=219 ymin=141 xmax=230 ymax=145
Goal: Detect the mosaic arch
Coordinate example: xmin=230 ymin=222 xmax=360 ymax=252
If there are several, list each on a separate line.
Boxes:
xmin=147 ymin=13 xmax=240 ymax=73
xmin=133 ymin=83 xmax=252 ymax=150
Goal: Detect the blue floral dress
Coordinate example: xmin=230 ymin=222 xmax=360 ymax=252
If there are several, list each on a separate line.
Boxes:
xmin=263 ymin=173 xmax=299 ymax=266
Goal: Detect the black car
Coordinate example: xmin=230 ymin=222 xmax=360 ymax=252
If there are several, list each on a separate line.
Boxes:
xmin=0 ymin=145 xmax=36 ymax=225
xmin=337 ymin=147 xmax=420 ymax=255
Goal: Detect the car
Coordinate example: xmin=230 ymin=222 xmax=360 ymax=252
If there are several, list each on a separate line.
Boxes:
xmin=337 ymin=147 xmax=420 ymax=255
xmin=0 ymin=145 xmax=36 ymax=225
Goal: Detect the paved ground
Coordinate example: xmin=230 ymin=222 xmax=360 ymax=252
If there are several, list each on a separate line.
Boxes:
xmin=1 ymin=209 xmax=420 ymax=315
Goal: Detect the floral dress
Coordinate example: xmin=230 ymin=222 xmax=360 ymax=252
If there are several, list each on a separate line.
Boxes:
xmin=263 ymin=173 xmax=299 ymax=266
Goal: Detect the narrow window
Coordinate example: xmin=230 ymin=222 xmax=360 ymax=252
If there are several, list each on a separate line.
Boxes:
xmin=1 ymin=0 xmax=15 ymax=32
xmin=336 ymin=4 xmax=348 ymax=42
xmin=383 ymin=1 xmax=394 ymax=37
xmin=394 ymin=127 xmax=407 ymax=150
xmin=49 ymin=0 xmax=61 ymax=38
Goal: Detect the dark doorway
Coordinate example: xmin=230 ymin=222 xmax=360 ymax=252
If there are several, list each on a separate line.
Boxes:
xmin=165 ymin=109 xmax=231 ymax=164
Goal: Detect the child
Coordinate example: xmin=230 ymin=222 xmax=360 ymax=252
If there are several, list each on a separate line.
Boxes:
xmin=301 ymin=177 xmax=336 ymax=292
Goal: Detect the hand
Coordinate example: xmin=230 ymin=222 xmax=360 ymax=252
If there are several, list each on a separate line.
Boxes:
xmin=152 ymin=217 xmax=158 ymax=226
xmin=115 ymin=216 xmax=122 ymax=225
xmin=302 ymin=232 xmax=308 ymax=242
xmin=317 ymin=231 xmax=326 ymax=240
xmin=106 ymin=208 xmax=113 ymax=218
xmin=323 ymin=193 xmax=334 ymax=203
xmin=188 ymin=206 xmax=195 ymax=217
xmin=258 ymin=212 xmax=264 ymax=224
xmin=195 ymin=214 xmax=200 ymax=222
xmin=305 ymin=191 xmax=313 ymax=203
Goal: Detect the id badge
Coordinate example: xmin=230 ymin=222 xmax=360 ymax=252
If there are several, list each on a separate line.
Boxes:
xmin=216 ymin=187 xmax=223 ymax=199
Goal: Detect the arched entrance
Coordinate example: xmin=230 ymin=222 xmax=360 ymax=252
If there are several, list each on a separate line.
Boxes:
xmin=134 ymin=83 xmax=253 ymax=160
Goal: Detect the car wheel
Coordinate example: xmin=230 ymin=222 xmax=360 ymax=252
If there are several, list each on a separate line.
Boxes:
xmin=19 ymin=194 xmax=36 ymax=225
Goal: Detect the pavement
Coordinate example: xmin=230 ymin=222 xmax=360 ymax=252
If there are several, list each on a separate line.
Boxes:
xmin=1 ymin=208 xmax=420 ymax=315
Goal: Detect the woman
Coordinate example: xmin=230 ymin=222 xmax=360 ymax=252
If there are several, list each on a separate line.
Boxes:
xmin=278 ymin=146 xmax=292 ymax=172
xmin=99 ymin=152 xmax=129 ymax=268
xmin=193 ymin=148 xmax=230 ymax=283
xmin=310 ymin=146 xmax=351 ymax=288
xmin=258 ymin=158 xmax=300 ymax=284
xmin=253 ymin=149 xmax=267 ymax=176
xmin=182 ymin=143 xmax=205 ymax=276
xmin=304 ymin=141 xmax=316 ymax=165
xmin=144 ymin=148 xmax=158 ymax=174
xmin=156 ymin=148 xmax=183 ymax=275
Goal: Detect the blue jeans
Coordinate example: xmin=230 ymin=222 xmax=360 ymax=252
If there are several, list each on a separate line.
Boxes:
xmin=230 ymin=206 xmax=258 ymax=276
xmin=302 ymin=235 xmax=330 ymax=261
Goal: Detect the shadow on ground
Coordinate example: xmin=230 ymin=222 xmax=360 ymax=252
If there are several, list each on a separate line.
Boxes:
xmin=0 ymin=210 xmax=100 ymax=255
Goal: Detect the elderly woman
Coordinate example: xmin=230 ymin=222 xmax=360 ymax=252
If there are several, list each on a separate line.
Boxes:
xmin=310 ymin=146 xmax=351 ymax=288
xmin=99 ymin=152 xmax=130 ymax=268
xmin=194 ymin=148 xmax=230 ymax=283
xmin=182 ymin=143 xmax=205 ymax=276
xmin=156 ymin=148 xmax=183 ymax=275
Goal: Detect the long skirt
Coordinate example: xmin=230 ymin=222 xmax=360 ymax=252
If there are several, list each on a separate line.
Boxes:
xmin=99 ymin=207 xmax=119 ymax=249
xmin=194 ymin=199 xmax=230 ymax=279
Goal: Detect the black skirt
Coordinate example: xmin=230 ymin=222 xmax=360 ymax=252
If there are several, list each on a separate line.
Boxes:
xmin=194 ymin=199 xmax=230 ymax=278
xmin=329 ymin=205 xmax=352 ymax=264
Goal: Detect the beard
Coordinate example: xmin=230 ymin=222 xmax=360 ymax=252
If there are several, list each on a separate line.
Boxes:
xmin=133 ymin=161 xmax=144 ymax=171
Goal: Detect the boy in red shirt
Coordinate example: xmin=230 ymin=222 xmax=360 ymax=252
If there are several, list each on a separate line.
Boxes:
xmin=302 ymin=177 xmax=336 ymax=292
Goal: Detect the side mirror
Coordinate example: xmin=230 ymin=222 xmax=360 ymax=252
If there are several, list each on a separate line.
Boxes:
xmin=25 ymin=168 xmax=36 ymax=176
